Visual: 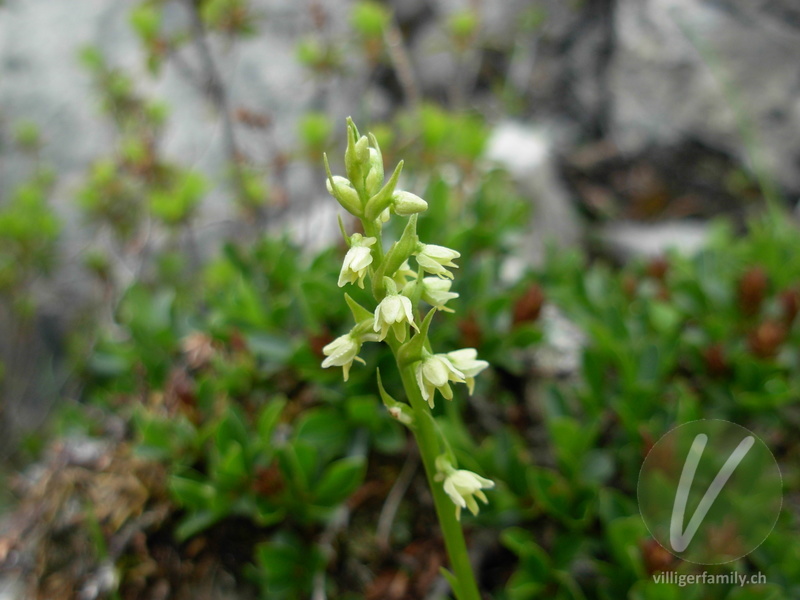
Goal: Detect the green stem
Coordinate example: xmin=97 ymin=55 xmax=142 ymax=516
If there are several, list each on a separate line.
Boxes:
xmin=363 ymin=219 xmax=384 ymax=264
xmin=389 ymin=339 xmax=482 ymax=600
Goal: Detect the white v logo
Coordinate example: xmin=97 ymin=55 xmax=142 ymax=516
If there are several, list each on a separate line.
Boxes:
xmin=670 ymin=433 xmax=755 ymax=552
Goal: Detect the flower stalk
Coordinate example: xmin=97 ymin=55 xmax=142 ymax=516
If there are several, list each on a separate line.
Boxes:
xmin=320 ymin=118 xmax=491 ymax=600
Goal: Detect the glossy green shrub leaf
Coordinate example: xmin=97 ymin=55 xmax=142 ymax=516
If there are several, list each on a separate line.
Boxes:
xmin=313 ymin=456 xmax=366 ymax=506
xmin=294 ymin=408 xmax=350 ymax=459
xmin=170 ymin=476 xmax=216 ymax=511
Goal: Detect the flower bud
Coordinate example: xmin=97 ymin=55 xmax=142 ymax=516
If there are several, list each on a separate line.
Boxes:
xmin=326 ymin=176 xmax=362 ymax=216
xmin=365 ymin=147 xmax=384 ymax=197
xmin=355 ymin=135 xmax=370 ymax=164
xmin=345 ymin=118 xmax=371 ymax=186
xmin=392 ymin=190 xmax=428 ymax=216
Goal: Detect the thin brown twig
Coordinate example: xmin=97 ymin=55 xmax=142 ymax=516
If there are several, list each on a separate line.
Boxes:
xmin=182 ymin=0 xmax=251 ymax=214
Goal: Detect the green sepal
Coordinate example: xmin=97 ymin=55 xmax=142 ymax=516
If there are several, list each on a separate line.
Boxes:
xmin=344 ymin=117 xmax=360 ymax=184
xmin=345 ymin=293 xmax=374 ymax=323
xmin=351 ymin=318 xmax=375 ymax=338
xmin=337 ymin=214 xmax=350 ymax=244
xmin=364 ymin=159 xmax=403 ymax=221
xmin=397 ymin=308 xmax=436 ymax=366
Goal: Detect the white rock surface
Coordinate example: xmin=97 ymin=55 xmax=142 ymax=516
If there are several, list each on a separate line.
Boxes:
xmin=598 ymin=220 xmax=710 ymax=260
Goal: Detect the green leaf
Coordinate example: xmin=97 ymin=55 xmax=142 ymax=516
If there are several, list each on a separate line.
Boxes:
xmin=213 ymin=441 xmax=249 ymax=487
xmin=313 ymin=456 xmax=366 ymax=506
xmin=501 ymin=528 xmax=551 ymax=577
xmin=170 ymin=476 xmax=215 ymax=510
xmin=257 ymin=398 xmax=287 ymax=445
xmin=606 ymin=515 xmax=647 ymax=578
xmin=175 ymin=510 xmax=221 ymax=542
xmin=345 ymin=395 xmax=381 ymax=429
xmin=294 ymin=408 xmax=350 ymax=458
xmin=215 ymin=406 xmax=250 ymax=454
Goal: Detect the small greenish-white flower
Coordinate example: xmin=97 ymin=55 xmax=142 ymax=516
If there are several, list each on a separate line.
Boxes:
xmin=441 ymin=468 xmax=495 ymax=521
xmin=446 ymin=348 xmax=489 ymax=394
xmin=379 ymin=207 xmax=391 ymax=223
xmin=321 ymin=333 xmax=364 ymax=381
xmin=338 ymin=234 xmax=376 ymax=288
xmin=416 ymin=244 xmax=460 ymax=279
xmin=392 ymin=190 xmax=428 ymax=216
xmin=415 ymin=354 xmax=465 ymax=408
xmin=374 ymin=292 xmax=419 ymax=342
xmin=421 ymin=277 xmax=459 ymax=311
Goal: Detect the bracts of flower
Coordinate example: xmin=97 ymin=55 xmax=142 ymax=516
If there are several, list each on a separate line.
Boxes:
xmin=320 ymin=118 xmax=494 ymax=523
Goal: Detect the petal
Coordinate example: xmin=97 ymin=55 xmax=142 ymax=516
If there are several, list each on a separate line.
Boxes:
xmin=392 ymin=321 xmax=407 ymax=343
xmin=423 ymin=358 xmax=449 ymax=386
xmin=426 ymin=244 xmax=461 ymax=260
xmin=449 ymin=348 xmax=477 ymax=363
xmin=399 ymin=296 xmax=418 ymax=331
xmin=466 ymin=377 xmax=475 ymax=395
xmin=416 ymin=365 xmax=429 ymax=402
xmin=440 ymin=382 xmax=453 ymax=400
xmin=443 ymin=479 xmax=467 ymax=507
xmin=465 ymin=495 xmax=480 ymax=516
xmin=342 ymin=360 xmax=352 ymax=381
xmin=382 ymin=296 xmax=402 ymax=324
xmin=338 ymin=267 xmax=354 ymax=287
xmin=351 ymin=247 xmax=373 ymax=271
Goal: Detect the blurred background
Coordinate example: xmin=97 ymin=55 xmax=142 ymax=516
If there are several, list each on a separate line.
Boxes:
xmin=1 ymin=0 xmax=799 ymax=598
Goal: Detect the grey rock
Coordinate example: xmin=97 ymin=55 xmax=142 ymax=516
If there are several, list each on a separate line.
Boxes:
xmin=0 ymin=0 xmax=358 ymax=431
xmin=0 ymin=577 xmax=23 ymax=600
xmin=597 ymin=220 xmax=710 ymax=260
xmin=485 ymin=121 xmax=583 ymax=276
xmin=609 ymin=0 xmax=800 ymax=191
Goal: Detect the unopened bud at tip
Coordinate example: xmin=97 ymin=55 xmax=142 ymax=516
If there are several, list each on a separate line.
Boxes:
xmin=392 ymin=190 xmax=428 ymax=216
